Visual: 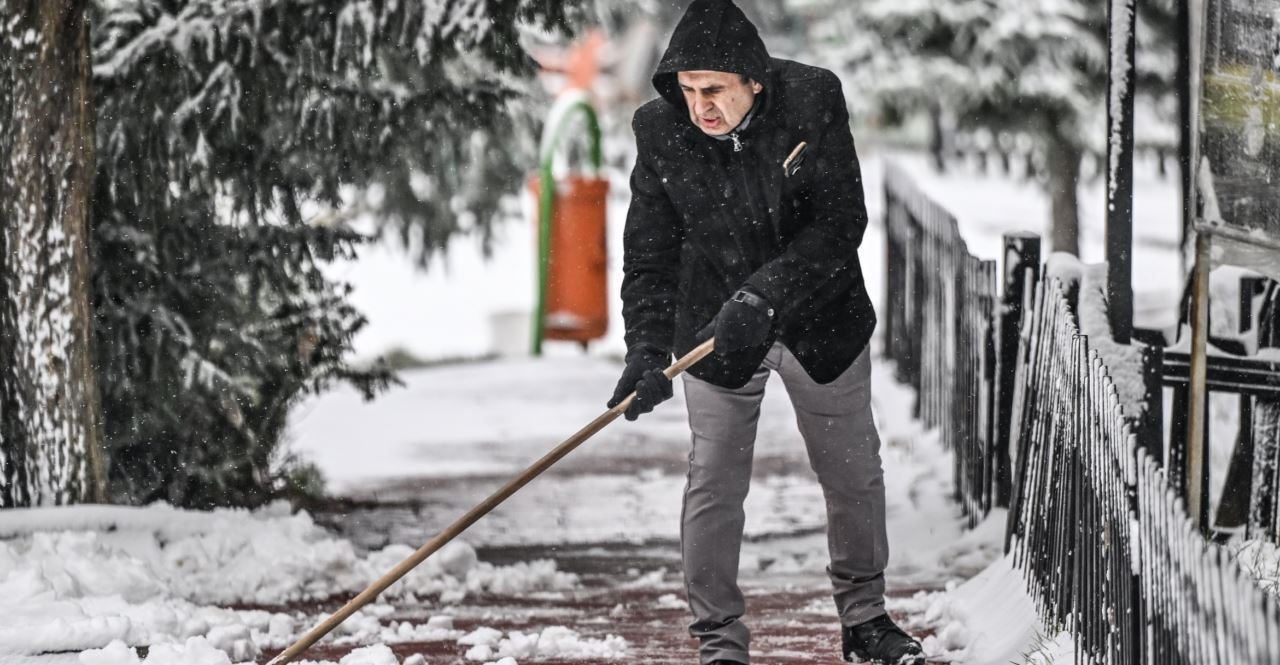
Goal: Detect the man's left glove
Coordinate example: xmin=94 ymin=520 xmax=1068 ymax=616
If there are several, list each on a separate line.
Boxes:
xmin=607 ymin=342 xmax=674 ymax=421
xmin=696 ymin=288 xmax=775 ymax=354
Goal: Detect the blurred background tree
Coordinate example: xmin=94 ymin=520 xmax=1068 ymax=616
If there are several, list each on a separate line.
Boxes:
xmin=787 ymin=0 xmax=1179 ymax=256
xmin=88 ymin=0 xmax=582 ymax=507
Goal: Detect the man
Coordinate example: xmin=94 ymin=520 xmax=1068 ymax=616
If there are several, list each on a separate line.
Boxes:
xmin=605 ymin=1 xmax=925 ymax=664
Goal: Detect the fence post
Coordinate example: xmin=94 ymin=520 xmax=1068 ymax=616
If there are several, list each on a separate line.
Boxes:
xmin=910 ymin=217 xmax=925 ymax=417
xmin=1168 ymin=384 xmax=1190 ymax=498
xmin=883 ymin=181 xmax=897 ymax=364
xmin=1214 ymin=276 xmax=1265 ymax=528
xmin=996 ymin=233 xmax=1041 ymax=507
xmin=1138 ymin=344 xmax=1164 ymax=461
xmin=982 ymin=261 xmax=998 ymax=516
xmin=1250 ymin=281 xmax=1280 ymax=539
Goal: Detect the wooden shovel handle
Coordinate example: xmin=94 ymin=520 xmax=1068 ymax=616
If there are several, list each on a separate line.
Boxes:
xmin=266 ymin=338 xmax=716 ymax=664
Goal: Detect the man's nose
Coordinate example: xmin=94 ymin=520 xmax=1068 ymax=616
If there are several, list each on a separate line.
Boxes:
xmin=694 ymin=93 xmax=713 ymax=115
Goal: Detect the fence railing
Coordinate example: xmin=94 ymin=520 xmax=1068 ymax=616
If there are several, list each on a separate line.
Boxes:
xmin=883 ymin=163 xmax=1280 ymax=663
xmin=1149 ymin=275 xmax=1280 ymax=536
xmin=1007 ymin=261 xmax=1280 ymax=664
xmin=882 ymin=164 xmax=1000 ymax=524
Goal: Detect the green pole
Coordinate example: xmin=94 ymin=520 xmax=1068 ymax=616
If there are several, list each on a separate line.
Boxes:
xmin=532 ymin=96 xmax=603 ymax=356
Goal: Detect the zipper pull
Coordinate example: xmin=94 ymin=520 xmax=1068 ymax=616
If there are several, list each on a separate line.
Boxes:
xmin=730 ymin=133 xmax=742 ymax=152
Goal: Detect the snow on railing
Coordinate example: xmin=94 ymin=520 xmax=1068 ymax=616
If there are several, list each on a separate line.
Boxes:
xmin=1007 ymin=257 xmax=1280 ymax=664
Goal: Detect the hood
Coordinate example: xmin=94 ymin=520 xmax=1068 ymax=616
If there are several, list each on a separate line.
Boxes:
xmin=652 ymin=0 xmax=772 ymax=111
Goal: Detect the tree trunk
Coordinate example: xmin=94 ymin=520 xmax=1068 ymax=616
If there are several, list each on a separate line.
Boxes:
xmin=1045 ymin=134 xmax=1082 ymax=256
xmin=928 ymin=105 xmax=947 ymax=173
xmin=0 ymin=0 xmax=107 ymax=506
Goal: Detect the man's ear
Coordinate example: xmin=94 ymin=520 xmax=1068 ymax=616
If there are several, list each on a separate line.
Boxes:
xmin=751 ymin=80 xmax=763 ymax=94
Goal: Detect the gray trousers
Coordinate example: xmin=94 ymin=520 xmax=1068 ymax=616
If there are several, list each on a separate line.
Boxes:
xmin=680 ymin=343 xmax=888 ymax=665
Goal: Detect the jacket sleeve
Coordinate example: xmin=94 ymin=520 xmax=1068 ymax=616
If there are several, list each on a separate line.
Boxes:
xmin=620 ymin=111 xmax=683 ymax=352
xmin=744 ymin=73 xmax=867 ymax=321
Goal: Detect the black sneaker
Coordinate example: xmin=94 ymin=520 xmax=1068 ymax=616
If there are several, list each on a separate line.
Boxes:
xmin=841 ymin=614 xmax=925 ymax=664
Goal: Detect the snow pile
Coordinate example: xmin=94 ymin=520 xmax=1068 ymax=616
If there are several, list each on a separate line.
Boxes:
xmin=0 ymin=503 xmax=576 ymax=657
xmin=458 ymin=625 xmax=627 ymax=661
xmin=1228 ymin=537 xmax=1280 ymax=599
xmin=320 ymin=605 xmax=462 ymax=647
xmin=361 ymin=543 xmax=577 ymax=602
xmin=78 ymin=640 xmax=415 ymax=665
xmin=0 ymin=534 xmax=274 ymax=658
xmin=889 ymin=554 xmax=1073 ymax=665
xmin=79 ymin=637 xmax=246 ymax=665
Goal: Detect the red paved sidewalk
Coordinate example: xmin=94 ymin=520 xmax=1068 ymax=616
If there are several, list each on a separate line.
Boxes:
xmin=258 ymin=541 xmax=945 ymax=664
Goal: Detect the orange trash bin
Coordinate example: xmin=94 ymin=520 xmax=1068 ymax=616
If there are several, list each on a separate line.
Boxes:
xmin=528 ymin=175 xmax=610 ymax=345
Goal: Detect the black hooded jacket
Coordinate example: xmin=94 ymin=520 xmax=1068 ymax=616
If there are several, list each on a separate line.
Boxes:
xmin=621 ymin=0 xmax=874 ymax=389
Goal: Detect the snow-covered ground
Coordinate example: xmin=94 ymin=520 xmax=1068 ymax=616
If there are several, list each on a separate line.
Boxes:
xmin=287 ymin=339 xmax=992 ymax=573
xmin=1 ymin=350 xmax=1038 ymax=664
xmin=0 ymin=501 xmax=590 ymax=664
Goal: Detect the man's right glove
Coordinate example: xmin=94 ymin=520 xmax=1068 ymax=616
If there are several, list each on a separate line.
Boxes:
xmin=607 ymin=342 xmax=673 ymax=421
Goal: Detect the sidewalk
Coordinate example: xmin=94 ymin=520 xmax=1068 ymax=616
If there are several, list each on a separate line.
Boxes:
xmin=259 ymin=538 xmax=944 ymax=664
xmin=0 ymin=351 xmax=1026 ymax=665
xmin=279 ymin=352 xmax=1010 ymax=664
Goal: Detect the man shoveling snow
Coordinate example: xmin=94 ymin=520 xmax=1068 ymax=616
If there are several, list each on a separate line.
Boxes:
xmin=607 ymin=1 xmax=924 ymax=663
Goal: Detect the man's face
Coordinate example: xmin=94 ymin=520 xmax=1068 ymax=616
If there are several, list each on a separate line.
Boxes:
xmin=677 ymin=70 xmax=762 ymax=136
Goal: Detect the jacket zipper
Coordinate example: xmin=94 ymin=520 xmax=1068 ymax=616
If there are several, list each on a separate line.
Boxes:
xmin=734 ymin=140 xmax=761 ymax=233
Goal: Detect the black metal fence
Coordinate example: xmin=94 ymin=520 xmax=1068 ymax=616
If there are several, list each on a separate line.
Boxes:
xmin=882 ymin=163 xmax=1280 ymax=662
xmin=1007 ymin=263 xmax=1280 ymax=664
xmin=882 ymin=163 xmax=999 ymax=524
xmin=1152 ymin=276 xmax=1280 ymax=537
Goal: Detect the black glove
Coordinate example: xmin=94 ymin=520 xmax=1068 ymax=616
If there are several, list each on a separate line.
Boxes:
xmin=696 ymin=288 xmax=775 ymax=354
xmin=607 ymin=343 xmax=674 ymax=421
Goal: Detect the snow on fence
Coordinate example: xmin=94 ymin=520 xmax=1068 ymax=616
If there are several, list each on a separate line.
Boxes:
xmin=884 ymin=163 xmax=1280 ymax=662
xmin=1007 ymin=260 xmax=1280 ymax=664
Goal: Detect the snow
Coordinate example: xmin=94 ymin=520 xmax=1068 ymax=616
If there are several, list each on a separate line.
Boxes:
xmin=0 ymin=503 xmax=578 ymax=660
xmin=283 ymin=346 xmax=981 ymax=571
xmin=78 ymin=637 xmax=243 ymax=665
xmin=1228 ymin=537 xmax=1280 ymax=599
xmin=0 ymin=338 xmax=1017 ymax=662
xmin=1108 ymin=0 xmax=1136 ymax=207
xmin=898 ymin=555 xmax=1040 ymax=664
xmin=288 ymin=333 xmax=1015 ymax=661
xmin=1043 ymin=251 xmax=1085 ymax=288
xmin=459 ymin=626 xmax=626 ymax=661
xmin=74 ymin=640 xmax=418 ymax=665
xmin=1076 ymin=262 xmax=1154 ymax=419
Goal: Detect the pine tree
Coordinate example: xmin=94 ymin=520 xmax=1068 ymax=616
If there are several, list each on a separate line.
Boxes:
xmin=792 ymin=0 xmax=1178 ymax=256
xmin=81 ymin=0 xmax=579 ymax=508
xmin=0 ymin=1 xmax=109 ymax=507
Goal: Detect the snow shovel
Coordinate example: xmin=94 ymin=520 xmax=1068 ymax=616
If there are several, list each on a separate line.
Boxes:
xmin=266 ymin=337 xmax=716 ymax=664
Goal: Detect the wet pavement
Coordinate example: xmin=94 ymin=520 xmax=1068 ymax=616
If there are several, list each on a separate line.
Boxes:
xmin=257 ymin=534 xmax=947 ymax=664
xmin=266 ymin=360 xmax=973 ymax=663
